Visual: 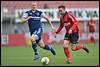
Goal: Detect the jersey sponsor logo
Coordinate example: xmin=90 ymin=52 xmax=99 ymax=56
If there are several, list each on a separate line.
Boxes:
xmin=36 ymin=12 xmax=40 ymax=16
xmin=32 ymin=17 xmax=41 ymax=18
xmin=64 ymin=23 xmax=70 ymax=26
xmin=32 ymin=17 xmax=41 ymax=20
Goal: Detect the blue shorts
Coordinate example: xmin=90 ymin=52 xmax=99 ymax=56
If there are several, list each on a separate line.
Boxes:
xmin=31 ymin=28 xmax=43 ymax=44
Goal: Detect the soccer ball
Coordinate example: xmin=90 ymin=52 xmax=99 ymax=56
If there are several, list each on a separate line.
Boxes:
xmin=41 ymin=57 xmax=50 ymax=65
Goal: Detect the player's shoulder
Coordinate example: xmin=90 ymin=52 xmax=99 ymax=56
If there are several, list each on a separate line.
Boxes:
xmin=67 ymin=11 xmax=75 ymax=17
xmin=36 ymin=9 xmax=43 ymax=13
xmin=89 ymin=18 xmax=96 ymax=22
xmin=65 ymin=11 xmax=73 ymax=17
xmin=91 ymin=18 xmax=96 ymax=21
xmin=25 ymin=10 xmax=32 ymax=13
xmin=25 ymin=9 xmax=43 ymax=14
xmin=68 ymin=11 xmax=72 ymax=13
xmin=67 ymin=11 xmax=73 ymax=15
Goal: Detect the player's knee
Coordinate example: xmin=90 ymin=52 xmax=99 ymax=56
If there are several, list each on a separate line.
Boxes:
xmin=39 ymin=44 xmax=44 ymax=48
xmin=31 ymin=34 xmax=38 ymax=41
xmin=71 ymin=47 xmax=76 ymax=51
xmin=39 ymin=42 xmax=45 ymax=48
xmin=71 ymin=46 xmax=76 ymax=51
xmin=39 ymin=45 xmax=44 ymax=48
xmin=31 ymin=35 xmax=35 ymax=41
xmin=63 ymin=43 xmax=69 ymax=47
xmin=63 ymin=40 xmax=69 ymax=47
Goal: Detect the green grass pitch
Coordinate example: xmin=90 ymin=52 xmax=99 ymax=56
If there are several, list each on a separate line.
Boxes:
xmin=1 ymin=42 xmax=99 ymax=66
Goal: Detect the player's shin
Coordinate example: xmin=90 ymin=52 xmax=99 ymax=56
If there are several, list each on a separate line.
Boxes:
xmin=64 ymin=47 xmax=71 ymax=61
xmin=32 ymin=41 xmax=39 ymax=60
xmin=43 ymin=44 xmax=51 ymax=50
xmin=90 ymin=36 xmax=96 ymax=45
xmin=43 ymin=44 xmax=56 ymax=55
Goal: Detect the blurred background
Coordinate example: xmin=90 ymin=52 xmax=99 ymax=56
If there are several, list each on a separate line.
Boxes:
xmin=1 ymin=1 xmax=99 ymax=46
xmin=1 ymin=1 xmax=99 ymax=66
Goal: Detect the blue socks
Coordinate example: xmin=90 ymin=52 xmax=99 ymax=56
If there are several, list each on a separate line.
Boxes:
xmin=43 ymin=44 xmax=56 ymax=55
xmin=32 ymin=41 xmax=38 ymax=55
xmin=43 ymin=44 xmax=51 ymax=50
xmin=32 ymin=41 xmax=55 ymax=56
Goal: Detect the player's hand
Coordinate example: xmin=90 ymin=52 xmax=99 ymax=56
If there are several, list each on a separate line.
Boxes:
xmin=68 ymin=29 xmax=72 ymax=34
xmin=20 ymin=16 xmax=33 ymax=24
xmin=52 ymin=32 xmax=57 ymax=38
xmin=27 ymin=16 xmax=34 ymax=20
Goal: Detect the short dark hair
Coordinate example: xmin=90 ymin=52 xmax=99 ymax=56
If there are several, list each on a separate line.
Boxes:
xmin=58 ymin=5 xmax=65 ymax=10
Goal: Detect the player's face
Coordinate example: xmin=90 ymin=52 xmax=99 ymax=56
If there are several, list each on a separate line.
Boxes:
xmin=31 ymin=3 xmax=37 ymax=10
xmin=58 ymin=8 xmax=65 ymax=15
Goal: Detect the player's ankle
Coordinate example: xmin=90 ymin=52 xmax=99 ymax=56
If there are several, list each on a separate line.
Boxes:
xmin=66 ymin=58 xmax=72 ymax=62
xmin=65 ymin=58 xmax=72 ymax=64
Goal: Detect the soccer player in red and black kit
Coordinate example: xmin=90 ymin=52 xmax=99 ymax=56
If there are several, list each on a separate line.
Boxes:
xmin=87 ymin=17 xmax=96 ymax=46
xmin=53 ymin=5 xmax=89 ymax=64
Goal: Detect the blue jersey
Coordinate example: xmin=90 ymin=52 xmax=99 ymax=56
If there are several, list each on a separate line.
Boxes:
xmin=23 ymin=10 xmax=44 ymax=34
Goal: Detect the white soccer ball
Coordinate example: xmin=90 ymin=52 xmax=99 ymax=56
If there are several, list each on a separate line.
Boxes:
xmin=41 ymin=57 xmax=50 ymax=65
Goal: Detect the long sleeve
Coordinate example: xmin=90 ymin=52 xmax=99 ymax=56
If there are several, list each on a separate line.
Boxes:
xmin=55 ymin=21 xmax=64 ymax=34
xmin=68 ymin=12 xmax=78 ymax=31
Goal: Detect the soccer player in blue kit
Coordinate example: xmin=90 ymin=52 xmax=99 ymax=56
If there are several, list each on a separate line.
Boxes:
xmin=21 ymin=2 xmax=56 ymax=60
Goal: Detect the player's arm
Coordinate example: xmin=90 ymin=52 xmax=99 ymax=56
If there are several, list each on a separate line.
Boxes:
xmin=20 ymin=12 xmax=33 ymax=24
xmin=42 ymin=15 xmax=56 ymax=31
xmin=55 ymin=21 xmax=64 ymax=34
xmin=68 ymin=16 xmax=78 ymax=34
xmin=21 ymin=16 xmax=33 ymax=24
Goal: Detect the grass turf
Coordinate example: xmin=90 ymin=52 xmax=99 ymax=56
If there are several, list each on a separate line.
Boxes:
xmin=1 ymin=42 xmax=99 ymax=66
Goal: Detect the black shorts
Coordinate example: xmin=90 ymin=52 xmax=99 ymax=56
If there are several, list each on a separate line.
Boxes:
xmin=64 ymin=32 xmax=79 ymax=44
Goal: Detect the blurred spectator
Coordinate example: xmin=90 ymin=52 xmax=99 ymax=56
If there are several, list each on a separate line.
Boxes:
xmin=14 ymin=25 xmax=21 ymax=33
xmin=43 ymin=3 xmax=49 ymax=9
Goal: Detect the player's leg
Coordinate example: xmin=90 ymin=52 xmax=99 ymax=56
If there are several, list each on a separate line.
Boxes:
xmin=90 ymin=31 xmax=96 ymax=46
xmin=70 ymin=32 xmax=89 ymax=53
xmin=38 ymin=38 xmax=56 ymax=55
xmin=31 ymin=28 xmax=43 ymax=60
xmin=71 ymin=44 xmax=89 ymax=53
xmin=64 ymin=33 xmax=72 ymax=64
xmin=89 ymin=29 xmax=96 ymax=46
xmin=31 ymin=34 xmax=39 ymax=60
xmin=63 ymin=40 xmax=72 ymax=64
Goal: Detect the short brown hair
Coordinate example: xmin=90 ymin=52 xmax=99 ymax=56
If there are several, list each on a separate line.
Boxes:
xmin=58 ymin=5 xmax=65 ymax=10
